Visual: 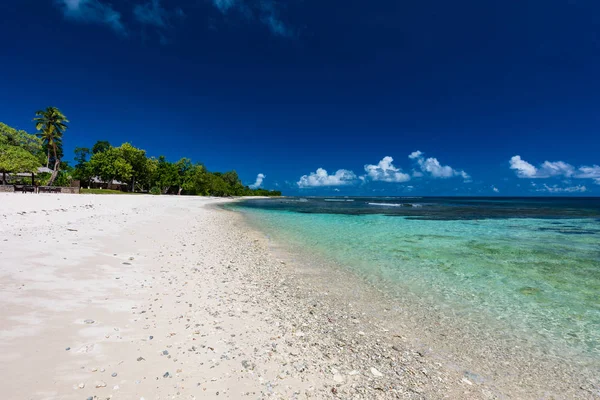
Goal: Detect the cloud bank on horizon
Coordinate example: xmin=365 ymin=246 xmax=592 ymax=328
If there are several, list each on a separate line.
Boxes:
xmin=297 ymin=151 xmax=470 ymax=188
xmin=293 ymin=152 xmax=598 ymax=194
xmin=297 ymin=168 xmax=357 ymax=188
xmin=364 ymin=156 xmax=411 ymax=183
xmin=409 ymin=151 xmax=471 ymax=181
xmin=510 ymin=155 xmax=600 ymax=184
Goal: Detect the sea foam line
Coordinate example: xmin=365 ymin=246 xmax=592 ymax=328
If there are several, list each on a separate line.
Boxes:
xmin=367 ymin=202 xmax=422 ymax=208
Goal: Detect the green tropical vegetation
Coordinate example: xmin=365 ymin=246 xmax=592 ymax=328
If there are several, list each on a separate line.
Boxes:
xmin=0 ymin=122 xmax=43 ymax=184
xmin=0 ymin=108 xmax=281 ymax=197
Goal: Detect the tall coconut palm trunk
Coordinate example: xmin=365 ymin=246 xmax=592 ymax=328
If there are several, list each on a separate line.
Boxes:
xmin=47 ymin=144 xmax=60 ymax=186
xmin=48 ymin=159 xmax=60 ymax=186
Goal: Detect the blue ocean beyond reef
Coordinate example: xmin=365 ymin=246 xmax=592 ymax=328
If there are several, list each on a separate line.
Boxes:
xmin=229 ymin=197 xmax=600 ymax=364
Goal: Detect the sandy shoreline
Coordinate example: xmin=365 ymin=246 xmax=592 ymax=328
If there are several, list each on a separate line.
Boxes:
xmin=0 ymin=194 xmax=595 ymax=399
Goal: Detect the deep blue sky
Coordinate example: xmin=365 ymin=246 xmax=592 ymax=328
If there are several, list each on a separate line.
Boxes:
xmin=1 ymin=0 xmax=599 ymax=195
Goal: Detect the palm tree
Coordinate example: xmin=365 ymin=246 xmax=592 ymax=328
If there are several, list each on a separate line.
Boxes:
xmin=34 ymin=107 xmax=68 ymax=186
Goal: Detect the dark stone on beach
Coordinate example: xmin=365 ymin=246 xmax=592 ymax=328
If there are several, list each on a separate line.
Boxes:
xmin=241 ymin=360 xmax=253 ymax=369
xmin=162 ymin=350 xmax=169 ymax=355
xmin=84 ymin=319 xmax=95 ymax=324
xmin=163 ymin=372 xmax=170 ymax=378
xmin=464 ymin=370 xmax=481 ymax=383
xmin=87 ymin=397 xmax=93 ymax=400
xmin=65 ymin=347 xmax=71 ymax=351
xmin=122 ymin=262 xmax=131 ymax=265
xmin=149 ymin=335 xmax=153 ymax=340
xmin=137 ymin=357 xmax=145 ymax=361
xmin=111 ymin=372 xmax=117 ymax=377
xmin=293 ymin=362 xmax=306 ymax=372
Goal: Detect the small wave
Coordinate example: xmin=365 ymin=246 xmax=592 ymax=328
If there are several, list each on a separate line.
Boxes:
xmin=368 ymin=202 xmax=423 ymax=208
xmin=324 ymin=199 xmax=355 ymax=202
xmin=368 ymin=202 xmax=403 ymax=207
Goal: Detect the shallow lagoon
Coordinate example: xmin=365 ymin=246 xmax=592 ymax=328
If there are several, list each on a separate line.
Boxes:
xmin=231 ymin=197 xmax=600 ymax=363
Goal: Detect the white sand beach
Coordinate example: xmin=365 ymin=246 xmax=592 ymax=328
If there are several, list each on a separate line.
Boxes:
xmin=0 ymin=194 xmax=593 ymax=400
xmin=0 ymin=194 xmax=463 ymax=399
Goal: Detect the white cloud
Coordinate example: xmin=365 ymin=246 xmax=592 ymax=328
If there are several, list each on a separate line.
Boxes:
xmin=576 ymin=165 xmax=600 ymax=184
xmin=57 ymin=0 xmax=125 ymax=34
xmin=410 ymin=150 xmax=471 ymax=181
xmin=420 ymin=158 xmax=455 ymax=178
xmin=540 ymin=161 xmax=575 ymax=177
xmin=540 ymin=184 xmax=587 ymax=193
xmin=460 ymin=170 xmax=471 ymax=181
xmin=510 ymin=156 xmax=600 ymax=184
xmin=408 ymin=150 xmax=423 ymax=159
xmin=297 ymin=168 xmax=357 ymax=188
xmin=364 ymin=156 xmax=411 ymax=183
xmin=249 ymin=173 xmax=265 ymax=189
xmin=492 ymin=186 xmax=499 ymax=193
xmin=509 ymin=155 xmax=538 ymax=177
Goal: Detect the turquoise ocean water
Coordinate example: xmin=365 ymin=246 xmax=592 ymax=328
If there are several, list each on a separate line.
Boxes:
xmin=229 ymin=197 xmax=600 ymax=365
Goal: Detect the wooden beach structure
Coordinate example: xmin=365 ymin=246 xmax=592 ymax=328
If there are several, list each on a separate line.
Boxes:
xmin=0 ymin=167 xmax=80 ymax=194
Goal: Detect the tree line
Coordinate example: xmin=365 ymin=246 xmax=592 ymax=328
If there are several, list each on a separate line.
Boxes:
xmin=0 ymin=107 xmax=281 ymax=197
